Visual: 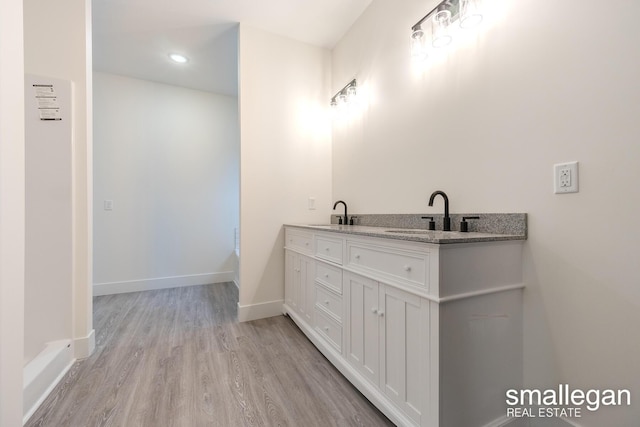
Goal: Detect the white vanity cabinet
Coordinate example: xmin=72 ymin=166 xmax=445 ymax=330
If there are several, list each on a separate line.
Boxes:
xmin=283 ymin=226 xmax=524 ymax=427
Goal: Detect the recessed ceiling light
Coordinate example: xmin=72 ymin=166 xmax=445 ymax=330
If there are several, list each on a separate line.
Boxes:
xmin=169 ymin=53 xmax=188 ymax=64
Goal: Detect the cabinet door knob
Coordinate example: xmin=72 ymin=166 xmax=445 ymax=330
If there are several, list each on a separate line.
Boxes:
xmin=371 ymin=307 xmax=378 ymax=314
xmin=378 ymin=311 xmax=385 ymax=317
xmin=324 ymin=273 xmax=329 ymax=278
xmin=324 ymin=300 xmax=330 ymax=305
xmin=325 ymin=247 xmax=330 ymax=251
xmin=404 ymin=265 xmax=412 ymax=272
xmin=324 ymin=326 xmax=329 ymax=332
xmin=355 ymin=254 xmax=361 ymax=259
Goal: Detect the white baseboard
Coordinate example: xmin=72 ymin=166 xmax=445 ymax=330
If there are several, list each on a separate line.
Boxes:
xmin=93 ymin=271 xmax=234 ymax=296
xmin=23 ymin=340 xmax=74 ymax=425
xmin=238 ymin=299 xmax=283 ymax=322
xmin=74 ymin=329 xmax=95 ymax=359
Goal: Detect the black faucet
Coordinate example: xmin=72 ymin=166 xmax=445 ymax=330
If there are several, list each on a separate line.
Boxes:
xmin=428 ymin=191 xmax=451 ymax=231
xmin=333 ymin=200 xmax=348 ymax=225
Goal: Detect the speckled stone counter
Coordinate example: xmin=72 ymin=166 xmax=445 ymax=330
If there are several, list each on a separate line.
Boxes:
xmin=287 ymin=213 xmax=527 ymax=244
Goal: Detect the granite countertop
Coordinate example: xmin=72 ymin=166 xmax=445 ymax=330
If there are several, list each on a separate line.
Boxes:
xmin=285 ymin=223 xmax=526 ymax=245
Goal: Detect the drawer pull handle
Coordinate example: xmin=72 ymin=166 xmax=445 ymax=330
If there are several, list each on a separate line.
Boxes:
xmin=404 ymin=265 xmax=412 ymax=272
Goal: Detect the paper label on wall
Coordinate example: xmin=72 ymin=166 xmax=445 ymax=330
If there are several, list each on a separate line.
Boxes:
xmin=33 ymin=84 xmax=62 ymax=121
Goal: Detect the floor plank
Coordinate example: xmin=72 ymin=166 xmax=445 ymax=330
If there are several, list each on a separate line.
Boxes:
xmin=26 ymin=283 xmax=394 ymax=427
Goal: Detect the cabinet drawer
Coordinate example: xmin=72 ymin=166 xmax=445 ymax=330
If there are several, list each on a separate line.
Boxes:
xmin=315 ymin=235 xmax=343 ymax=265
xmin=315 ymin=261 xmax=343 ymax=294
xmin=315 ymin=285 xmax=343 ymax=322
xmin=347 ymin=241 xmax=429 ymax=290
xmin=315 ymin=309 xmax=342 ymax=352
xmin=285 ymin=229 xmax=313 ymax=255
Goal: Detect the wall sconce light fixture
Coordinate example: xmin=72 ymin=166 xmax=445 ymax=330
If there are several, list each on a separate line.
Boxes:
xmin=411 ymin=0 xmax=483 ymax=60
xmin=330 ymin=79 xmax=357 ymax=108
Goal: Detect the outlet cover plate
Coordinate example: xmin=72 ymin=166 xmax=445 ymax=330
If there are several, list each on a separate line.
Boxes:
xmin=554 ymin=161 xmax=579 ymax=194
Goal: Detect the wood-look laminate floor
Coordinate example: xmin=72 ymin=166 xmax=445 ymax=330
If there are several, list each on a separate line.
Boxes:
xmin=26 ymin=283 xmax=394 ymax=427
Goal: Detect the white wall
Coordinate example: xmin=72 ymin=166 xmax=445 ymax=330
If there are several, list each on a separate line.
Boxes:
xmin=0 ymin=0 xmax=25 ymax=424
xmin=238 ymin=24 xmax=333 ymax=321
xmin=24 ymin=75 xmax=74 ymax=364
xmin=93 ymin=72 xmax=239 ymax=294
xmin=332 ymin=0 xmax=640 ymax=425
xmin=23 ymin=0 xmax=94 ymax=359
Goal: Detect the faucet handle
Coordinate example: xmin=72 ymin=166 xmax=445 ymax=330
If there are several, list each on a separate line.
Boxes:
xmin=421 ymin=216 xmax=436 ymax=230
xmin=460 ymin=216 xmax=480 ymax=233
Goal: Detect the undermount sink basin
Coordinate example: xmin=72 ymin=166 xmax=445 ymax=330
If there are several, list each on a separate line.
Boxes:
xmin=385 ymin=229 xmax=432 ymax=234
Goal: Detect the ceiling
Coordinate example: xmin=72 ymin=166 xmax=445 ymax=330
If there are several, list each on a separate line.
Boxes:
xmin=92 ymin=0 xmax=372 ymax=96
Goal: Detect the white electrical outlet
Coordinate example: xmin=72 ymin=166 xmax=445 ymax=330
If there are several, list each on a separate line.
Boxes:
xmin=104 ymin=200 xmax=114 ymax=210
xmin=554 ymin=161 xmax=579 ymax=194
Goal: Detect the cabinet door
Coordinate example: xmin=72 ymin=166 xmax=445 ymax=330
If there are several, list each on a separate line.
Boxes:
xmin=299 ymin=255 xmax=315 ymax=324
xmin=379 ymin=284 xmax=430 ymax=425
xmin=344 ymin=272 xmax=379 ymax=386
xmin=285 ymin=250 xmax=296 ymax=309
xmin=285 ymin=251 xmax=301 ymax=312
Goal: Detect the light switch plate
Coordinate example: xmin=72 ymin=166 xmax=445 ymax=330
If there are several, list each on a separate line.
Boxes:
xmin=308 ymin=197 xmax=316 ymax=210
xmin=554 ymin=161 xmax=579 ymax=194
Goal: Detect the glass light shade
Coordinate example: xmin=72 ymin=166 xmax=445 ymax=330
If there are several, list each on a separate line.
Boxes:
xmin=338 ymin=92 xmax=347 ymax=107
xmin=459 ymin=0 xmax=483 ymax=28
xmin=410 ymin=27 xmax=427 ymax=61
xmin=346 ymin=85 xmax=357 ymax=102
xmin=432 ymin=10 xmax=452 ymax=48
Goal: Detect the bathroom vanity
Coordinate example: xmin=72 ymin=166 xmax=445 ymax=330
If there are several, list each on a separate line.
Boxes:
xmin=283 ymin=222 xmax=525 ymax=427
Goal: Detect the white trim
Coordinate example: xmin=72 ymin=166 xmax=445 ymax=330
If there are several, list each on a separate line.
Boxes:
xmin=93 ymin=272 xmax=234 ymax=296
xmin=438 ymin=283 xmax=525 ymax=303
xmin=238 ymin=299 xmax=283 ymax=322
xmin=74 ymin=328 xmax=95 ymax=359
xmin=232 ymin=279 xmax=240 ymax=291
xmin=0 ymin=1 xmax=25 ymax=424
xmin=22 ymin=340 xmax=74 ymax=425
